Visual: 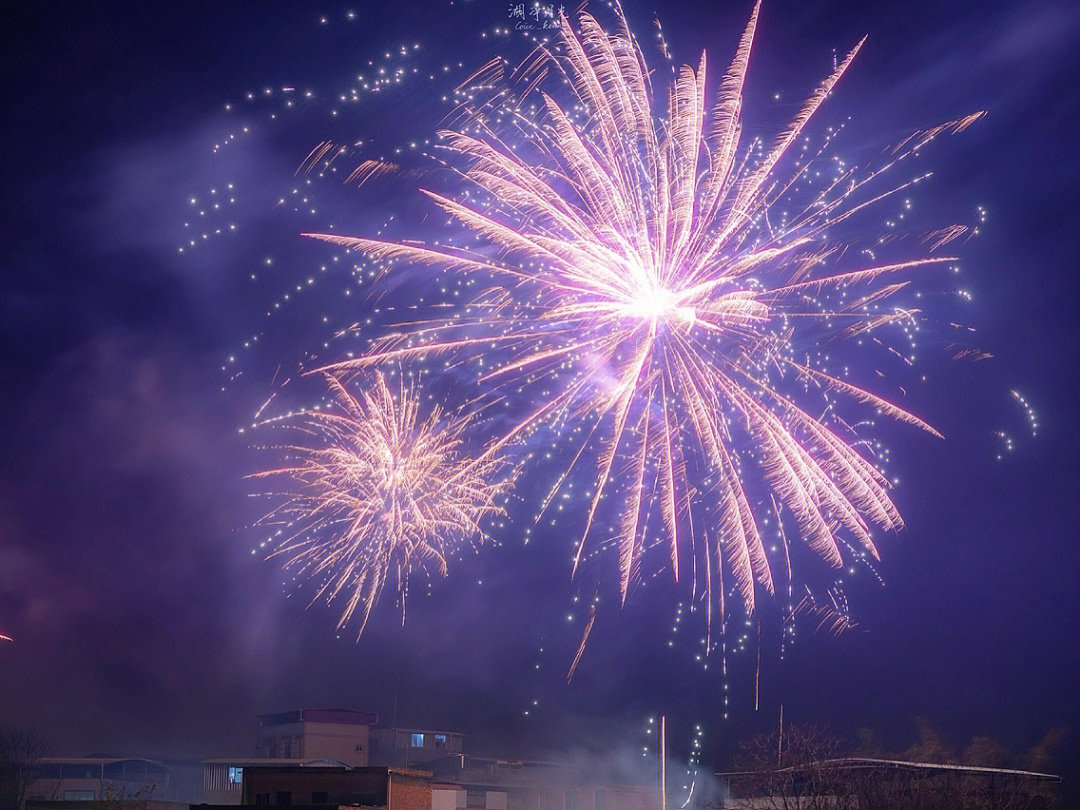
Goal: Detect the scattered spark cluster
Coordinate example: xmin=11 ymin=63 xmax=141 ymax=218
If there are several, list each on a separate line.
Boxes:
xmin=996 ymin=389 xmax=1039 ymax=461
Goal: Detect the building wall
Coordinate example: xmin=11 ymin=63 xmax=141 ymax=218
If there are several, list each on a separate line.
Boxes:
xmin=27 ymin=801 xmax=188 ymax=810
xmin=257 ymin=722 xmax=371 ymax=766
xmin=386 ymin=777 xmax=432 ymax=810
xmin=494 ymin=786 xmax=656 ymax=810
xmin=432 ymin=787 xmax=465 ymax=810
xmin=371 ymin=729 xmax=463 ymax=767
xmin=25 ymin=762 xmax=174 ymax=805
xmin=242 ymin=768 xmax=384 ymax=806
xmin=203 ymin=763 xmax=247 ymax=806
xmin=238 ymin=766 xmax=431 ymax=810
xmin=593 ymin=786 xmax=656 ymax=810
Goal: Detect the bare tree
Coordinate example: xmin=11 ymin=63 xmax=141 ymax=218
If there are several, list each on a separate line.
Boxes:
xmin=101 ymin=781 xmax=156 ymax=810
xmin=723 ymin=722 xmax=1060 ymax=810
xmin=847 ymin=720 xmax=1061 ymax=810
xmin=730 ymin=725 xmax=853 ymax=810
xmin=0 ymin=728 xmax=47 ymax=810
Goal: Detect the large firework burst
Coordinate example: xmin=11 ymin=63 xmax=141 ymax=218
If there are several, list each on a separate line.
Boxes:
xmin=305 ymin=3 xmax=980 ymax=616
xmin=252 ymin=372 xmax=513 ymax=635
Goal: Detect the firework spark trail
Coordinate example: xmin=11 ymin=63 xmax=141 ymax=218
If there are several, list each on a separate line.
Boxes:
xmin=304 ymin=4 xmax=980 ymax=621
xmin=251 ymin=371 xmax=514 ymax=636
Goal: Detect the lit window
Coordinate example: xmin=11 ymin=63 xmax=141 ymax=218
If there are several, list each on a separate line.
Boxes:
xmin=228 ymin=767 xmax=243 ymax=785
xmin=410 ymin=733 xmax=424 ymax=748
xmin=434 ymin=734 xmax=447 ymax=747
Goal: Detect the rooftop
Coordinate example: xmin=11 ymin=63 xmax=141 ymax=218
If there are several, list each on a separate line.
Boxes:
xmin=717 ymin=758 xmax=1061 ymax=782
xmin=258 ymin=709 xmax=378 ymax=727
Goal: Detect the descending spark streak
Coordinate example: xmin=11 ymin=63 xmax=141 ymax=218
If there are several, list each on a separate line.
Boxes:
xmin=251 ymin=372 xmax=513 ymax=636
xmin=567 ymin=605 xmax=597 ymax=683
xmin=305 ymin=4 xmax=978 ymax=617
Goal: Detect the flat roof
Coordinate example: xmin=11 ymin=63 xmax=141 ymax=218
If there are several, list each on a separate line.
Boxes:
xmin=36 ymin=758 xmax=169 ymax=767
xmin=203 ymin=758 xmax=312 ymax=766
xmin=259 ymin=709 xmax=377 ymax=727
xmin=718 ymin=758 xmax=1060 ymax=782
xmin=238 ymin=765 xmax=432 ymax=778
xmin=380 ymin=727 xmax=463 ymax=737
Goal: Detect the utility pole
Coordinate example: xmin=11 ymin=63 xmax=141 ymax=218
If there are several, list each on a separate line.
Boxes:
xmin=658 ymin=715 xmax=667 ymax=810
xmin=777 ymin=704 xmax=784 ymax=766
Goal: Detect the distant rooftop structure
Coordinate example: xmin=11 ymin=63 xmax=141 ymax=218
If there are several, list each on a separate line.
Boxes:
xmin=203 ymin=708 xmax=467 ymax=804
xmin=717 ymin=757 xmax=1062 ymax=781
xmin=255 ymin=708 xmax=379 ymax=767
xmin=231 ymin=762 xmax=658 ymax=810
xmin=24 ymin=758 xmax=178 ymax=805
xmin=239 ymin=764 xmax=430 ymax=810
xmin=258 ymin=708 xmax=378 ymax=727
xmin=371 ymin=727 xmax=465 ymax=768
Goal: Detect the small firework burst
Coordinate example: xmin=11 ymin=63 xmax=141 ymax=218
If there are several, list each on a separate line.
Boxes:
xmin=251 ymin=371 xmax=514 ymax=636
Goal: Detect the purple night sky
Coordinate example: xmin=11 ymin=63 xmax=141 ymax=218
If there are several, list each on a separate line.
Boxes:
xmin=2 ymin=0 xmax=1078 ymax=796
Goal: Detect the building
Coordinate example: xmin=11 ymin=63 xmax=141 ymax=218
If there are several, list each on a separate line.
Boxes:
xmin=20 ymin=709 xmax=656 ymax=810
xmin=201 ymin=709 xmax=383 ymax=805
xmin=203 ymin=760 xmax=313 ymax=805
xmin=426 ymin=755 xmax=658 ymax=810
xmin=253 ymin=710 xmax=467 ymax=769
xmin=27 ymin=802 xmax=188 ymax=810
xmin=370 ymin=729 xmax=464 ymax=769
xmin=256 ymin=710 xmax=377 ymax=766
xmin=201 ymin=709 xmax=466 ymax=804
xmin=429 ymin=781 xmax=654 ymax=810
xmin=229 ymin=763 xmax=655 ymax=810
xmin=23 ymin=758 xmax=176 ymax=804
xmin=238 ymin=764 xmax=430 ymax=810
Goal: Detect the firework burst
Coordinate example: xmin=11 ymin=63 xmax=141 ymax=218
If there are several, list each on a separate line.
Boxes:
xmin=303 ymin=3 xmax=980 ymax=618
xmin=252 ymin=372 xmax=513 ymax=636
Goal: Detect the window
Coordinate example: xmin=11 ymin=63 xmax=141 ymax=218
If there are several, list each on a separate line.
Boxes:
xmin=312 ymin=792 xmax=328 ymax=804
xmin=227 ymin=766 xmax=244 ymax=785
xmin=410 ymin=733 xmax=424 ymax=748
xmin=62 ymin=791 xmax=95 ymax=802
xmin=434 ymin=734 xmax=447 ymax=748
xmin=255 ymin=795 xmax=270 ymax=806
xmin=595 ymin=789 xmax=604 ymax=810
xmin=275 ymin=791 xmax=292 ymax=806
xmin=466 ymin=789 xmax=486 ymax=807
xmin=565 ymin=791 xmax=578 ymax=810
